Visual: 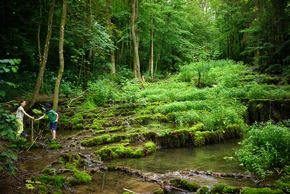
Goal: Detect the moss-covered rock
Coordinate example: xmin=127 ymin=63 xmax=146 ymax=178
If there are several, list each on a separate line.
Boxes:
xmin=95 ymin=142 xmax=156 ymax=161
xmin=49 ymin=140 xmax=62 ymax=149
xmin=37 ymin=175 xmax=65 ymax=189
xmin=210 ymin=184 xmax=225 ymax=194
xmin=240 ymin=187 xmax=283 ymax=194
xmin=68 ymin=171 xmax=92 ymax=185
xmin=197 ymin=186 xmax=210 ymax=194
xmin=81 ymin=134 xmax=112 ymax=146
xmin=153 ymin=188 xmax=165 ymax=194
xmin=170 ymin=178 xmax=200 ymax=192
xmin=223 ymin=185 xmax=240 ymax=193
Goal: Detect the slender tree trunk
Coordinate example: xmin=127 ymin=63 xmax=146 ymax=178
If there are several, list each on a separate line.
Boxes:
xmin=148 ymin=17 xmax=154 ymax=80
xmin=29 ymin=0 xmax=55 ymax=108
xmin=155 ymin=50 xmax=160 ymax=74
xmin=37 ymin=0 xmax=42 ymax=65
xmin=53 ymin=0 xmax=67 ymax=111
xmin=88 ymin=0 xmax=95 ymax=72
xmin=106 ymin=0 xmax=116 ymax=74
xmin=131 ymin=0 xmax=141 ymax=78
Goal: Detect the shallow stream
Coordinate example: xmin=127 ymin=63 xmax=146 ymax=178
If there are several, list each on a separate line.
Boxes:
xmin=69 ymin=138 xmax=258 ymax=193
xmin=18 ymin=129 xmax=259 ymax=194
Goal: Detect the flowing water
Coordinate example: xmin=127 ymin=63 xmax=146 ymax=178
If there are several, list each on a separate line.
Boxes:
xmin=70 ymin=138 xmax=258 ymax=193
xmin=108 ymin=138 xmax=245 ymax=174
xmin=19 ymin=129 xmax=258 ymax=194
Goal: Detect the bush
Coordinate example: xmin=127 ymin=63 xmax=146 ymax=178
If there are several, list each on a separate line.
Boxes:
xmin=0 ymin=105 xmax=18 ymax=175
xmin=86 ymin=79 xmax=119 ymax=106
xmin=275 ymin=166 xmax=290 ymax=193
xmin=236 ymin=122 xmax=290 ymax=178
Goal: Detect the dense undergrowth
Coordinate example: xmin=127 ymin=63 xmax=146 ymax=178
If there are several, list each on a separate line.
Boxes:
xmin=2 ymin=60 xmax=290 ymax=193
xmin=63 ymin=59 xmax=289 ymax=193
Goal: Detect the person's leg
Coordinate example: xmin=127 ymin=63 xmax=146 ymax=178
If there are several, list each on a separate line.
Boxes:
xmin=16 ymin=119 xmax=24 ymax=138
xmin=50 ymin=122 xmax=57 ymax=140
xmin=50 ymin=129 xmax=56 ymax=139
xmin=52 ymin=130 xmax=56 ymax=140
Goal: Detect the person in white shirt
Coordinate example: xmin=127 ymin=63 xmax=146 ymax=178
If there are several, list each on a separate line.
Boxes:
xmin=15 ymin=101 xmax=34 ymax=138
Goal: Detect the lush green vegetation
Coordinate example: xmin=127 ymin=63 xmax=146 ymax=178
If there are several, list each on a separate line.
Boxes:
xmin=0 ymin=0 xmax=290 ymax=192
xmin=236 ymin=122 xmax=290 ymax=178
xmin=1 ymin=0 xmax=289 ymax=101
xmin=1 ymin=57 xmax=290 ymax=193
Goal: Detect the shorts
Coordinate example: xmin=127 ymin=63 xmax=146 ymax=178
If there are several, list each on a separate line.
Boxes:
xmin=50 ymin=122 xmax=58 ymax=130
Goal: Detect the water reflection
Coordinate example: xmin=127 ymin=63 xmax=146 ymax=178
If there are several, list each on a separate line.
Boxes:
xmin=71 ymin=139 xmax=258 ymax=193
xmin=69 ymin=171 xmax=160 ymax=194
xmin=108 ymin=138 xmax=244 ymax=174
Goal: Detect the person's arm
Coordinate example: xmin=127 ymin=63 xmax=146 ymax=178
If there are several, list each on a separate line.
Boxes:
xmin=21 ymin=109 xmax=34 ymax=119
xmin=55 ymin=112 xmax=59 ymax=122
xmin=35 ymin=114 xmax=45 ymax=121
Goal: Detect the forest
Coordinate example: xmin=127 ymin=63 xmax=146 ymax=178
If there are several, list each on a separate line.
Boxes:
xmin=0 ymin=0 xmax=290 ymax=193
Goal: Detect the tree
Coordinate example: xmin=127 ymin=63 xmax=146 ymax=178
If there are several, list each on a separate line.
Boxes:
xmin=213 ymin=0 xmax=290 ymax=73
xmin=131 ymin=0 xmax=141 ymax=78
xmin=30 ymin=0 xmax=55 ymax=108
xmin=53 ymin=0 xmax=67 ymax=111
xmin=106 ymin=0 xmax=116 ymax=75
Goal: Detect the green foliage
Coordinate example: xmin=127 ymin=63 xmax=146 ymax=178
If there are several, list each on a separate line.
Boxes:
xmin=72 ymin=171 xmax=92 ymax=184
xmin=236 ymin=122 xmax=290 ymax=178
xmin=85 ymin=79 xmax=119 ymax=106
xmin=111 ymin=66 xmax=134 ymax=85
xmin=223 ymin=185 xmax=240 ymax=193
xmin=0 ymin=59 xmax=20 ymax=98
xmin=0 ymin=151 xmax=18 ymax=175
xmin=144 ymin=141 xmax=156 ymax=153
xmin=179 ymin=61 xmax=212 ymax=87
xmin=38 ymin=175 xmax=65 ymax=189
xmin=197 ymin=186 xmax=210 ymax=194
xmin=153 ymin=188 xmax=165 ymax=194
xmin=70 ymin=113 xmax=83 ymax=124
xmin=119 ymin=79 xmax=141 ymax=102
xmin=275 ymin=166 xmax=290 ymax=193
xmin=37 ymin=185 xmax=48 ymax=194
xmin=95 ymin=142 xmax=156 ymax=161
xmin=193 ymin=131 xmax=207 ymax=147
xmin=81 ymin=134 xmax=113 ymax=146
xmin=0 ymin=107 xmax=17 ymax=141
xmin=48 ymin=140 xmax=62 ymax=149
xmin=240 ymin=187 xmax=283 ymax=194
xmin=209 ymin=184 xmax=240 ymax=194
xmin=60 ymin=80 xmax=83 ymax=97
xmin=210 ymin=183 xmax=225 ymax=194
xmin=0 ymin=105 xmax=18 ymax=175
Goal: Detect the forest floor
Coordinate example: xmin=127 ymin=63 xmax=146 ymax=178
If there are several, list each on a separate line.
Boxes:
xmin=0 ymin=128 xmax=95 ymax=194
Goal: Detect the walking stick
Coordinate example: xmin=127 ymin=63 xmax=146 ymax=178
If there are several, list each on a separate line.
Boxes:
xmin=27 ymin=120 xmax=44 ymax=151
xmin=31 ymin=119 xmax=34 ymax=142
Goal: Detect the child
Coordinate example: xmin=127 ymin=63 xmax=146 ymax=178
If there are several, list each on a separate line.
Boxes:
xmin=35 ymin=103 xmax=59 ymax=140
xmin=15 ymin=101 xmax=34 ymax=138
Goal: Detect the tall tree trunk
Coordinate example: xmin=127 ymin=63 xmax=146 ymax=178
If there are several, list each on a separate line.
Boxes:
xmin=37 ymin=0 xmax=43 ymax=65
xmin=131 ymin=0 xmax=141 ymax=78
xmin=148 ymin=17 xmax=154 ymax=80
xmin=53 ymin=0 xmax=67 ymax=111
xmin=29 ymin=0 xmax=55 ymax=108
xmin=106 ymin=0 xmax=116 ymax=74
